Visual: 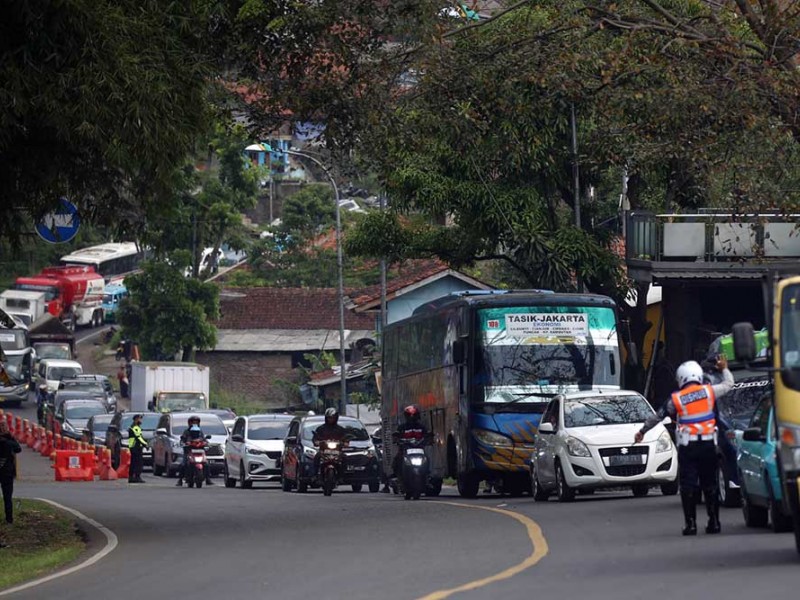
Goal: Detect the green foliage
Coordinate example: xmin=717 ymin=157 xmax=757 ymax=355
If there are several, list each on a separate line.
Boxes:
xmin=117 ymin=259 xmax=220 ymax=361
xmin=279 ymin=185 xmax=336 ymax=242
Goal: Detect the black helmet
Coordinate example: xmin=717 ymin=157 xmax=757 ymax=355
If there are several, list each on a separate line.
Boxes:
xmin=324 ymin=407 xmax=339 ymax=425
xmin=188 ymin=415 xmax=201 ymax=426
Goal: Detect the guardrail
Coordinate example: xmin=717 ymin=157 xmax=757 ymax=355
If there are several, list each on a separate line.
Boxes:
xmin=626 ymin=211 xmax=800 ymax=262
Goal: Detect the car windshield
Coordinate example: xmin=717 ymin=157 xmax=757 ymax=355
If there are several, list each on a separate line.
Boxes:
xmin=120 ymin=415 xmax=161 ymax=430
xmin=301 ymin=419 xmax=369 ymax=441
xmin=564 ymin=395 xmax=654 ymax=428
xmin=35 ymin=344 xmax=71 ymax=360
xmin=65 ymin=405 xmax=106 ymax=419
xmin=91 ymin=415 xmax=113 ymax=431
xmin=193 ymin=416 xmax=227 ymax=436
xmin=62 ymin=381 xmax=104 ymax=394
xmin=49 ymin=366 xmax=81 ymax=380
xmin=718 ymin=379 xmax=770 ymax=428
xmin=248 ymin=420 xmax=291 ymax=440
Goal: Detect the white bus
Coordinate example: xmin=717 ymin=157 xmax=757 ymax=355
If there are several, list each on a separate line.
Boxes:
xmin=60 ymin=242 xmax=146 ymax=283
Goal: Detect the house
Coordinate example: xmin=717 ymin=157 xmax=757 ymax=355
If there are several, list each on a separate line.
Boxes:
xmin=195 ymin=287 xmax=376 ymax=408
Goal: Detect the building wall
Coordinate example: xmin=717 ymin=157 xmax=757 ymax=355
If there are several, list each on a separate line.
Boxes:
xmin=195 ymin=351 xmax=295 ymax=408
xmin=387 ymin=277 xmax=484 ymax=324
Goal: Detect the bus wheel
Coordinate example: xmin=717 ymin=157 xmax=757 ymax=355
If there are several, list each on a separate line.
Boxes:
xmin=457 ymin=471 xmax=480 ymax=498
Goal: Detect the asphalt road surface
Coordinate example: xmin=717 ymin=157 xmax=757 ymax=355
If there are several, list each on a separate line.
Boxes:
xmin=6 ymin=441 xmax=800 ymax=600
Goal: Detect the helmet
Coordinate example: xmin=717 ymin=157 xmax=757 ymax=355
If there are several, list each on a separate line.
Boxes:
xmin=188 ymin=415 xmax=201 ymax=426
xmin=324 ymin=407 xmax=339 ymax=425
xmin=676 ymin=361 xmax=704 ymax=388
xmin=404 ymin=405 xmax=420 ymax=422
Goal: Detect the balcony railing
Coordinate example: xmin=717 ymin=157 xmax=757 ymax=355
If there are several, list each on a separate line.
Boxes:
xmin=626 ymin=211 xmax=800 ymax=262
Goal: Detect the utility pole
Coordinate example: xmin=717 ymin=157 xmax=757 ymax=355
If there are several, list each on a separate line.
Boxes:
xmin=571 ymin=103 xmax=581 ymax=229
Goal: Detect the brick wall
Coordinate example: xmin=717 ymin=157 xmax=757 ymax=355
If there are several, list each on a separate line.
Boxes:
xmin=196 ymin=351 xmax=295 ymax=407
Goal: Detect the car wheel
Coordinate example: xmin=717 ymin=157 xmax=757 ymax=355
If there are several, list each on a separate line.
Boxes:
xmin=240 ymin=463 xmax=253 ymax=489
xmin=530 ymin=464 xmax=549 ymax=502
xmin=555 ymin=462 xmax=575 ymax=503
xmin=351 ymin=483 xmax=363 ymax=493
xmin=719 ymin=460 xmax=741 ymax=508
xmin=660 ymin=481 xmax=679 ymax=496
xmin=742 ymin=488 xmax=769 ymax=528
xmin=767 ymin=478 xmax=793 ymax=533
xmin=457 ymin=470 xmax=480 ymax=499
xmin=632 ymin=484 xmax=649 ymax=498
xmin=224 ymin=464 xmax=236 ymax=488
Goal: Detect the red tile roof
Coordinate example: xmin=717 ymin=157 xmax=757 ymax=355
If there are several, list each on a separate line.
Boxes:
xmin=216 ymin=287 xmax=374 ymax=330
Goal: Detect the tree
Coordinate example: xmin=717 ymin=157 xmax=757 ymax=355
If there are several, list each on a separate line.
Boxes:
xmin=0 ymin=1 xmax=216 ymax=244
xmin=118 ymin=258 xmax=220 ymax=362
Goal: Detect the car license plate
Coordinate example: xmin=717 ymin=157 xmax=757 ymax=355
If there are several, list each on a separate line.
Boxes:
xmin=406 ymin=448 xmax=425 ymax=455
xmin=346 ymin=465 xmax=365 ymax=471
xmin=609 ymin=454 xmax=643 ymax=466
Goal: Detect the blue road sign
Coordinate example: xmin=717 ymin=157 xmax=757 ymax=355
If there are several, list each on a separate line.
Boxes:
xmin=36 ymin=198 xmax=81 ymax=244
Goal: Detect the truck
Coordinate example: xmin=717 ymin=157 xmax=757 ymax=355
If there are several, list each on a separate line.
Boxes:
xmin=12 ymin=265 xmax=106 ymax=329
xmin=100 ymin=283 xmax=128 ymax=323
xmin=0 ymin=308 xmax=34 ymax=407
xmin=28 ymin=314 xmax=76 ymax=370
xmin=0 ymin=290 xmax=47 ymax=328
xmin=130 ymin=362 xmax=210 ymax=414
xmin=733 ymin=272 xmax=800 ymax=555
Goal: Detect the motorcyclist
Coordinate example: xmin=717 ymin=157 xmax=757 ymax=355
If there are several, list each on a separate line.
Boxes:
xmin=175 ymin=415 xmax=214 ymax=487
xmin=312 ymin=408 xmax=349 ymax=477
xmin=391 ymin=405 xmax=430 ymax=480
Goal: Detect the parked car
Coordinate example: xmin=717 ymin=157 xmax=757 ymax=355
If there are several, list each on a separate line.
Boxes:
xmin=737 ymin=396 xmax=793 ymax=532
xmin=150 ymin=412 xmax=228 ymax=477
xmin=83 ymin=413 xmax=114 ymax=446
xmin=106 ymin=412 xmax=161 ymax=469
xmin=530 ymin=390 xmax=679 ymax=502
xmin=204 ymin=408 xmax=237 ymax=433
xmin=281 ymin=414 xmax=380 ymax=493
xmin=55 ymin=399 xmax=107 ymax=440
xmin=716 ymin=374 xmax=771 ymax=507
xmin=71 ymin=374 xmax=118 ymax=411
xmin=224 ymin=414 xmax=293 ymax=488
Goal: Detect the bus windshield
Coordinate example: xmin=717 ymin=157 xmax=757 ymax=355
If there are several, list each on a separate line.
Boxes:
xmin=475 ymin=305 xmax=619 ymax=402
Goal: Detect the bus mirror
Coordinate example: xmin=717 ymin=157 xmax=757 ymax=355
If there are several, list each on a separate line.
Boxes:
xmin=732 ymin=322 xmax=756 ymax=362
xmin=452 ymin=340 xmax=466 ymax=365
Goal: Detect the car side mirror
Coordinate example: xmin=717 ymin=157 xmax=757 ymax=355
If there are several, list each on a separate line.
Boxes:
xmin=732 ymin=322 xmax=756 ymax=363
xmin=661 ymin=416 xmax=672 ymax=426
xmin=205 ymin=435 xmax=212 ymax=440
xmin=742 ymin=427 xmax=765 ymax=442
xmin=231 ymin=434 xmax=244 ymax=443
xmin=155 ymin=428 xmax=167 ymax=435
xmin=538 ymin=422 xmax=555 ymax=434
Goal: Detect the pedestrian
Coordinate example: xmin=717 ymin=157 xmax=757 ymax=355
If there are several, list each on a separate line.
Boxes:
xmin=127 ymin=414 xmax=147 ymax=484
xmin=117 ymin=365 xmax=129 ymax=400
xmin=0 ymin=419 xmax=22 ymax=526
xmin=635 ymin=354 xmax=734 ymax=535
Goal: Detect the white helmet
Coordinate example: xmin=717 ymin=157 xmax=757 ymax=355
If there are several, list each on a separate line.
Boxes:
xmin=676 ymin=361 xmax=703 ymax=388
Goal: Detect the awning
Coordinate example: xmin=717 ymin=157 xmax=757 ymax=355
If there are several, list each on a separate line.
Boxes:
xmin=213 ymin=329 xmax=376 ymax=352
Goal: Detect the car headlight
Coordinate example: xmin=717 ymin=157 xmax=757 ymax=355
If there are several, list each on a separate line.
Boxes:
xmin=62 ymin=421 xmax=75 ymax=433
xmin=171 ymin=439 xmax=183 ymax=449
xmin=566 ymin=437 xmax=591 ymax=458
xmin=473 ymin=429 xmax=514 ymax=447
xmin=304 ymin=446 xmax=317 ymax=458
xmin=655 ymin=431 xmax=673 ymax=454
xmin=778 ymin=425 xmax=800 ymax=471
xmin=247 ymin=446 xmax=267 ymax=455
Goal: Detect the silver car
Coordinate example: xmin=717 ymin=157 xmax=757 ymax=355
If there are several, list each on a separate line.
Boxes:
xmin=150 ymin=412 xmax=229 ymax=477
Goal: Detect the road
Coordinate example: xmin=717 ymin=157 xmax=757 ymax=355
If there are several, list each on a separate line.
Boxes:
xmin=6 ymin=439 xmax=800 ymax=600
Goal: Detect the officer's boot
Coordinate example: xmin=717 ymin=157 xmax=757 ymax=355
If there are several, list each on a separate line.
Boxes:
xmin=680 ymin=490 xmax=697 ymax=536
xmin=704 ymin=488 xmax=721 ymax=534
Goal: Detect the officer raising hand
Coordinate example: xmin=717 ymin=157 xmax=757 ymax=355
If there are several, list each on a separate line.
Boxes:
xmin=635 ymin=354 xmax=733 ymax=536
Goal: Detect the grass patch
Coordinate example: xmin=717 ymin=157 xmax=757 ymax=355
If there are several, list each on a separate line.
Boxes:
xmin=0 ymin=499 xmax=86 ymax=590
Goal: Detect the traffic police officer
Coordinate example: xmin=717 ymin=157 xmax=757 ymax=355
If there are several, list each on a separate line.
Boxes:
xmin=127 ymin=414 xmax=147 ymax=484
xmin=635 ymin=354 xmax=734 ymax=535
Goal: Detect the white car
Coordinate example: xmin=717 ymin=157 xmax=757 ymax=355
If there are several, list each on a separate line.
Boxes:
xmin=530 ymin=390 xmax=678 ymax=502
xmin=36 ymin=358 xmax=83 ymax=398
xmin=224 ymin=414 xmax=294 ymax=488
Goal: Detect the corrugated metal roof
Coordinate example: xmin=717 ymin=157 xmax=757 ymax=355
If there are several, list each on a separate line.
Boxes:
xmin=213 ymin=329 xmax=375 ymax=352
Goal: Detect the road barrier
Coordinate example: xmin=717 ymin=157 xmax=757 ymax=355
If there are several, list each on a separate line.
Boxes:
xmin=97 ymin=447 xmax=118 ymax=481
xmin=116 ymin=448 xmax=131 ymax=480
xmin=53 ymin=450 xmax=96 ymax=482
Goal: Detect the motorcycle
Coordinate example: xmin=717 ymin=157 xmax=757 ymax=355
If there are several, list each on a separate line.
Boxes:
xmin=395 ymin=435 xmax=431 ymax=501
xmin=317 ymin=438 xmax=346 ymax=497
xmin=184 ymin=437 xmax=210 ymax=489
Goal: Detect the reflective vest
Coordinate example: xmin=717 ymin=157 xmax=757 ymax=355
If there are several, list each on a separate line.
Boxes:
xmin=128 ymin=425 xmax=147 ymax=449
xmin=671 ymin=383 xmax=716 ymax=439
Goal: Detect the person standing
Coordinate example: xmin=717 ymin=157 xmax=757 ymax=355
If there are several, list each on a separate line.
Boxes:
xmin=635 ymin=354 xmax=734 ymax=535
xmin=127 ymin=414 xmax=147 ymax=484
xmin=117 ymin=365 xmax=129 ymax=400
xmin=0 ymin=420 xmax=22 ymax=525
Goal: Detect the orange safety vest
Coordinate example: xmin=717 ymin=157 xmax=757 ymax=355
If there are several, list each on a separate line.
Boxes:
xmin=671 ymin=383 xmax=716 ymax=439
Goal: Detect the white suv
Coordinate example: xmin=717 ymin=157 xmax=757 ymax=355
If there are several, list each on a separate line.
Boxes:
xmin=530 ymin=390 xmax=678 ymax=501
xmin=224 ymin=414 xmax=294 ymax=488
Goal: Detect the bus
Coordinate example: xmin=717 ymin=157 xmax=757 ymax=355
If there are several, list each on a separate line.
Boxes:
xmin=380 ymin=290 xmax=621 ymax=498
xmin=60 ymin=242 xmax=145 ymax=283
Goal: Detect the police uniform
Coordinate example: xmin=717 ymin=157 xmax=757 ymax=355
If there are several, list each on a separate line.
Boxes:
xmin=128 ymin=416 xmax=148 ymax=484
xmin=638 ymin=364 xmax=734 ymax=535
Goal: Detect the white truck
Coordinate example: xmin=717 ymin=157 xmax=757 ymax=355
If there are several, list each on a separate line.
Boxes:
xmin=130 ymin=362 xmax=210 ymax=413
xmin=0 ymin=290 xmax=47 ymax=328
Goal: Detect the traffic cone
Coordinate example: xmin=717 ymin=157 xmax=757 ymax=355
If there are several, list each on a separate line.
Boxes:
xmin=116 ymin=448 xmax=131 ymax=479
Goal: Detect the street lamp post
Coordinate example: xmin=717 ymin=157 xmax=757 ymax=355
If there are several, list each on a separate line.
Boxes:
xmin=285 ymin=148 xmax=347 ymax=413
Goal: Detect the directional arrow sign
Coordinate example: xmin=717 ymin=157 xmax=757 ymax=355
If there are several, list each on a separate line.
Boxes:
xmin=36 ymin=198 xmax=81 ymax=244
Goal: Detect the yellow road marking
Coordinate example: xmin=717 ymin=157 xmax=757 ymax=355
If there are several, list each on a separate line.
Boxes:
xmin=417 ymin=501 xmax=549 ymax=600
